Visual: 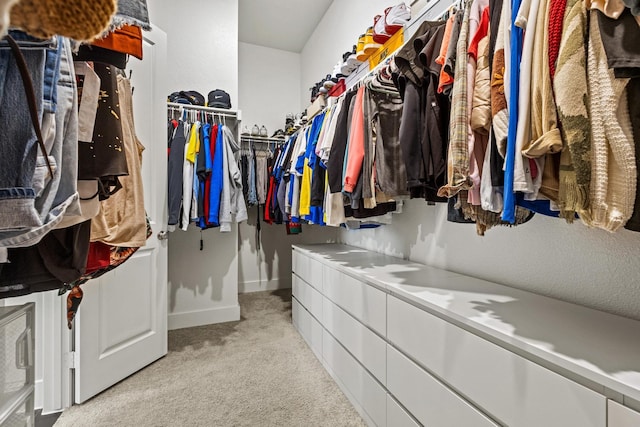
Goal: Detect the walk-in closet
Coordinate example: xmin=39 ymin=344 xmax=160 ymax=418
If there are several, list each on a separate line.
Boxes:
xmin=0 ymin=0 xmax=639 ymax=426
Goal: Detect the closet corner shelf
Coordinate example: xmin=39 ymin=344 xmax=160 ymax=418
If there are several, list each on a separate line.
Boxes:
xmin=167 ymin=102 xmax=242 ymax=121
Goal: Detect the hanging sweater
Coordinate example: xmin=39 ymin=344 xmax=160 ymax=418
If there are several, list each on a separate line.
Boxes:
xmin=523 ymin=0 xmax=563 ymax=203
xmin=467 ymin=5 xmax=490 ymax=206
xmin=490 ymin=0 xmax=511 ymax=157
xmin=554 ymin=0 xmax=592 ymax=221
xmin=587 ymin=12 xmax=636 ymax=232
xmin=437 ymin=0 xmax=473 ymax=198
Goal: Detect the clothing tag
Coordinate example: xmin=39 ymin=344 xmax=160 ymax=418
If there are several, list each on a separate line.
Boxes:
xmin=0 ymin=248 xmax=8 ymax=264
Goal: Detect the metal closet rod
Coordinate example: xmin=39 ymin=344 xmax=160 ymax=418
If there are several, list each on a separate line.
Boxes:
xmin=167 ymin=102 xmax=241 ymax=119
xmin=240 ymin=135 xmax=286 ymax=144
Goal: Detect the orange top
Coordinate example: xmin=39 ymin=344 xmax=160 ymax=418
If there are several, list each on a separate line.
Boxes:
xmin=93 ymin=25 xmax=143 ymax=60
xmin=436 ymin=14 xmax=455 ymax=94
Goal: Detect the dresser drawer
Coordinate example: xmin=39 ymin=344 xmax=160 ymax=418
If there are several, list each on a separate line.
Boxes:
xmin=323 ymin=267 xmax=386 ymax=336
xmin=323 ymin=330 xmax=386 ymax=426
xmin=292 ymin=275 xmax=323 ymax=321
xmin=292 ymin=250 xmax=310 ymax=284
xmin=387 ymin=394 xmax=419 ymax=427
xmin=292 ymin=250 xmax=323 ymax=292
xmin=387 ymin=345 xmax=497 ymax=427
xmin=608 ymin=400 xmax=640 ymax=427
xmin=323 ymin=297 xmax=386 ymax=385
xmin=292 ymin=298 xmax=322 ymax=360
xmin=387 ymin=296 xmax=606 ymax=427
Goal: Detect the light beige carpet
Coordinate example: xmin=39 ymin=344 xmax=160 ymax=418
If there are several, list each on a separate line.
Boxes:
xmin=55 ymin=290 xmax=365 ymax=427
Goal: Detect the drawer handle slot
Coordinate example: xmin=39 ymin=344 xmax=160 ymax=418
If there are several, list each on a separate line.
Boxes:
xmin=16 ymin=327 xmax=32 ymax=370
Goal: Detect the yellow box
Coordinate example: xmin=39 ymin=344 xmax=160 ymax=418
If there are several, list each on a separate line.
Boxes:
xmin=369 ymin=28 xmax=405 ymax=70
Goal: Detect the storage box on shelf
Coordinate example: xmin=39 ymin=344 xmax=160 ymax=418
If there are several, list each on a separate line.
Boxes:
xmin=291 ymin=243 xmax=640 ymax=427
xmin=0 ymin=303 xmax=35 ymax=427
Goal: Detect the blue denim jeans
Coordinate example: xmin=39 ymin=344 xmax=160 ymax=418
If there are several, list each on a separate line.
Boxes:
xmin=0 ymin=35 xmax=79 ymax=247
xmin=0 ymin=31 xmax=50 ymax=232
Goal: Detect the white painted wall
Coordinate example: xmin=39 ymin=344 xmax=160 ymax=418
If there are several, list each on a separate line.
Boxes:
xmin=239 ymin=42 xmax=300 ymax=136
xmin=301 ymin=0 xmax=640 ymax=321
xmin=237 ymin=42 xmax=338 ymax=293
xmin=300 ymin=0 xmax=394 ymax=109
xmin=148 ymin=0 xmax=239 ymax=103
xmin=148 ymin=0 xmax=242 ymax=329
xmin=238 ymin=211 xmax=338 ymax=293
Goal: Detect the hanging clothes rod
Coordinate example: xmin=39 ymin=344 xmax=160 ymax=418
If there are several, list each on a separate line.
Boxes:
xmin=167 ymin=102 xmax=242 ymax=120
xmin=240 ymin=135 xmax=287 ymax=144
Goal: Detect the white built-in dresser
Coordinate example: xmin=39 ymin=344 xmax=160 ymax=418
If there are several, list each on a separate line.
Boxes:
xmin=291 ymin=244 xmax=640 ymax=427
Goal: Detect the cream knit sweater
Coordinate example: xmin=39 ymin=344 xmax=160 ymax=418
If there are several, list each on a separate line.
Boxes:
xmin=587 ymin=11 xmax=637 ymax=232
xmin=523 ymin=0 xmax=564 ymax=203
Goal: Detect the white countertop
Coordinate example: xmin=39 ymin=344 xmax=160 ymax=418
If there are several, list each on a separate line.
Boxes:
xmin=293 ymin=243 xmax=640 ymax=403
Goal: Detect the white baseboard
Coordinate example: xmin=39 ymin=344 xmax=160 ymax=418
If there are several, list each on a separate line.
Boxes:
xmin=34 ymin=378 xmax=43 ymax=410
xmin=168 ymin=305 xmax=240 ymax=330
xmin=238 ymin=278 xmax=292 ymax=294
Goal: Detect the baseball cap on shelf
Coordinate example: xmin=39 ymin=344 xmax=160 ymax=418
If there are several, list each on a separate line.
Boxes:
xmin=168 ymin=90 xmax=205 ymax=105
xmin=207 ymin=89 xmax=232 ymax=109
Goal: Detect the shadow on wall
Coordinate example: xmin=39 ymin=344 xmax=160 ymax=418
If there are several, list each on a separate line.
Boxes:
xmin=339 ymin=199 xmax=640 ymax=320
xmin=168 ymin=226 xmax=238 ymax=312
xmin=238 ymin=208 xmax=339 ymax=288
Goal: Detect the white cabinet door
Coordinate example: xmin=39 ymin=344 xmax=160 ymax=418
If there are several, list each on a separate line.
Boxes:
xmin=74 ymin=27 xmax=168 ymax=404
xmin=609 ymin=400 xmax=640 ymax=427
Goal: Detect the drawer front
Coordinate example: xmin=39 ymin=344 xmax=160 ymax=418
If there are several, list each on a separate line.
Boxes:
xmin=309 ymin=257 xmax=324 ymax=292
xmin=292 ymin=251 xmax=323 ymax=292
xmin=608 ymin=400 xmax=640 ymax=427
xmin=387 ymin=345 xmax=497 ymax=427
xmin=323 ymin=330 xmax=386 ymax=426
xmin=323 ymin=267 xmax=386 ymax=336
xmin=292 ymin=275 xmax=323 ymax=322
xmin=292 ymin=298 xmax=322 ymax=360
xmin=387 ymin=296 xmax=606 ymax=427
xmin=292 ymin=250 xmax=310 ymax=284
xmin=387 ymin=394 xmax=420 ymax=427
xmin=323 ymin=297 xmax=386 ymax=384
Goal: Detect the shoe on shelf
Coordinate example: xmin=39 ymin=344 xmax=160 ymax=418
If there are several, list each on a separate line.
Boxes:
xmin=259 ymin=125 xmax=268 ymax=137
xmin=346 ymin=44 xmax=361 ymax=67
xmin=384 ymin=3 xmax=411 ymax=35
xmin=340 ymin=58 xmax=360 ymax=76
xmin=356 ymin=33 xmax=368 ymax=62
xmin=363 ymin=26 xmax=382 ymax=55
xmin=373 ymin=14 xmax=391 ymax=44
xmin=309 ymin=82 xmax=320 ymax=103
xmin=241 ymin=125 xmax=250 ymax=136
xmin=332 ymin=61 xmax=346 ymax=81
xmin=323 ymin=73 xmax=336 ymax=90
xmin=272 ymin=129 xmax=285 ymax=139
xmin=251 ymin=124 xmax=260 ymax=136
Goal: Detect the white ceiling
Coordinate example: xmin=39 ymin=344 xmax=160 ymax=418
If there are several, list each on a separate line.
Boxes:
xmin=239 ymin=0 xmax=334 ymax=53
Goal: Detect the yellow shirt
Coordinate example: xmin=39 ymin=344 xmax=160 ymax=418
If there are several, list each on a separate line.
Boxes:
xmin=299 ymin=158 xmax=312 ymax=216
xmin=186 ymin=122 xmax=200 ymax=163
